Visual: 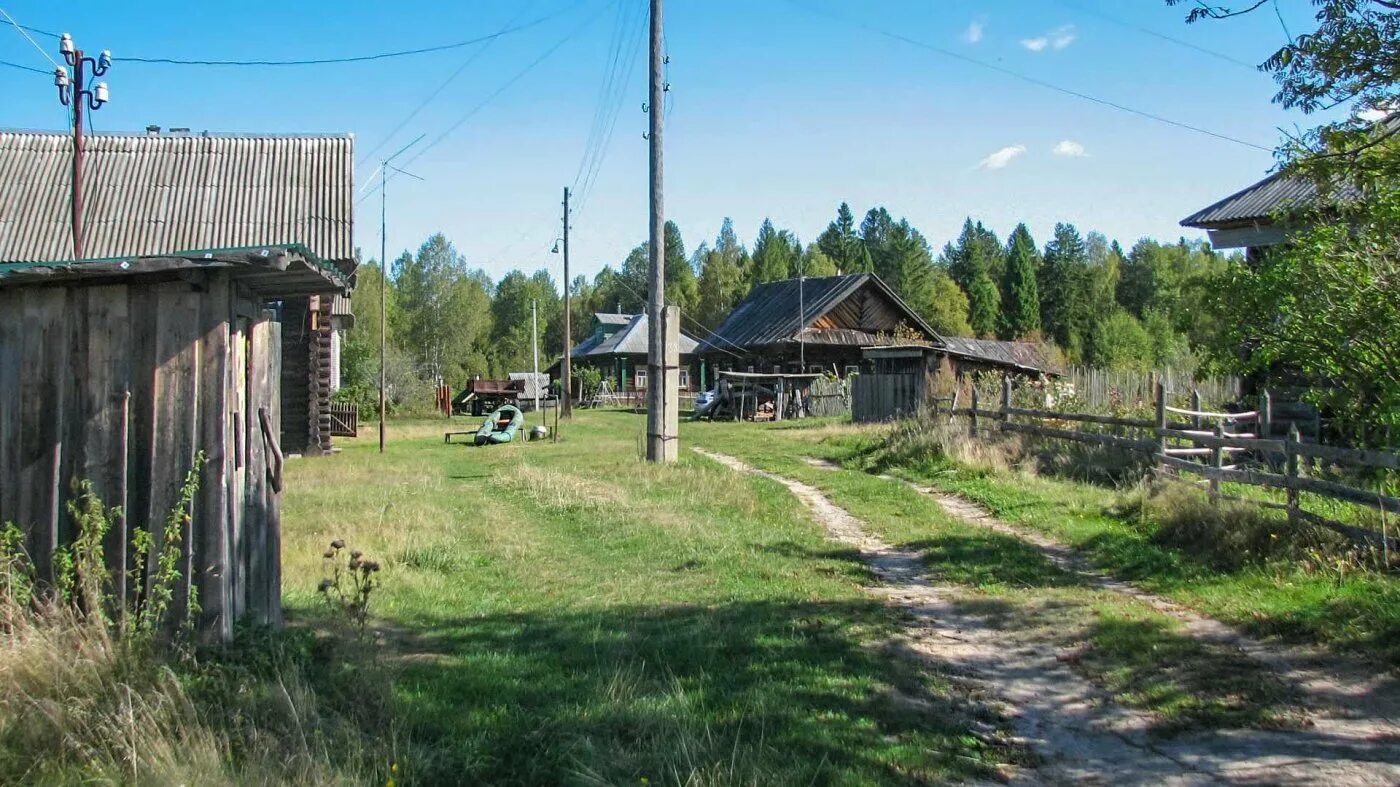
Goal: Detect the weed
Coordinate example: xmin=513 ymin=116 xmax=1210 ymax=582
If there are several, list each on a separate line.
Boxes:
xmin=318 ymin=540 xmax=382 ymax=637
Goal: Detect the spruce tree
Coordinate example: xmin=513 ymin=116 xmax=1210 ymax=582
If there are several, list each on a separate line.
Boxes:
xmin=999 ymin=224 xmax=1041 ymax=339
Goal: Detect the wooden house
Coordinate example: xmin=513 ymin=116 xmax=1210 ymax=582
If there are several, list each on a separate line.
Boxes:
xmin=561 ymin=312 xmax=700 ymax=393
xmin=1179 ymin=114 xmax=1397 ymax=261
xmin=0 ymin=129 xmax=354 ymax=638
xmin=694 ymin=273 xmax=941 ymax=386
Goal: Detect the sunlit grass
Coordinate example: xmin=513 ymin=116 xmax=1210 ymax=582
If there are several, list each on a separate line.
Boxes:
xmin=280 ymin=410 xmax=1026 ymax=784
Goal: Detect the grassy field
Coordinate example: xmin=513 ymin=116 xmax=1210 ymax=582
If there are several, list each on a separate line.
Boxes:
xmin=281 ymin=411 xmax=1028 ymax=784
xmin=680 ymin=417 xmax=1400 ymax=667
xmin=277 ymin=407 xmax=1400 ymax=783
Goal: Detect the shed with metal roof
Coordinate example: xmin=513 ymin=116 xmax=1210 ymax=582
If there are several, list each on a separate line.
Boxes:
xmin=0 ymin=128 xmax=358 ymax=640
xmin=0 ymin=128 xmax=356 ymax=455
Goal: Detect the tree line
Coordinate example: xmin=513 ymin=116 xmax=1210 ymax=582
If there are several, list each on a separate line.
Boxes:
xmin=340 ymin=207 xmax=1241 ymax=411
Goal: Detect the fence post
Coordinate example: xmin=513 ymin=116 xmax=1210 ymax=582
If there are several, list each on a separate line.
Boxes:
xmin=970 ymin=386 xmax=980 ymax=436
xmin=1191 ymin=389 xmax=1202 ymax=431
xmin=1259 ymin=388 xmax=1273 ymax=440
xmin=1001 ymin=376 xmax=1012 ymax=424
xmin=1286 ymin=423 xmax=1301 ymax=522
xmin=1210 ymin=422 xmax=1223 ymax=503
xmin=1155 ymin=381 xmax=1168 ymax=473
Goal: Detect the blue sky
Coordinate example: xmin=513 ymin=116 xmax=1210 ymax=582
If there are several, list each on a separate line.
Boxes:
xmin=1 ymin=0 xmax=1325 ymax=282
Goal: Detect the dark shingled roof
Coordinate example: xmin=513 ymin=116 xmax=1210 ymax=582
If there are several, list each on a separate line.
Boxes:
xmin=696 ymin=273 xmax=940 ymax=354
xmin=939 ymin=337 xmax=1059 ymax=375
xmin=1181 ymin=113 xmax=1398 ymax=230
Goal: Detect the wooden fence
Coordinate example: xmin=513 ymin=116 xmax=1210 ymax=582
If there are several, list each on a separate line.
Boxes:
xmin=852 ymin=372 xmax=925 ymax=423
xmin=808 ymin=376 xmax=852 ymax=418
xmin=951 ymin=379 xmax=1398 ymax=550
xmin=1059 ymin=366 xmax=1241 ymax=410
xmin=328 ymin=402 xmax=358 ymax=437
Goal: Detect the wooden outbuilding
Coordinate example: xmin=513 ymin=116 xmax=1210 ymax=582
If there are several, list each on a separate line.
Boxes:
xmin=0 ymin=129 xmax=355 ymax=638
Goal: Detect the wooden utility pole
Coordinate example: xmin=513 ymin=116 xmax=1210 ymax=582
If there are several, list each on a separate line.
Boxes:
xmin=379 ymin=162 xmax=388 ymax=454
xmin=532 ymin=299 xmax=541 ymax=414
xmin=645 ymin=0 xmax=675 ymax=462
xmin=561 ymin=186 xmax=573 ymax=418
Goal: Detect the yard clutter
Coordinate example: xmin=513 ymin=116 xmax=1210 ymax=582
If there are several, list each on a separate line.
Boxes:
xmin=474 ymin=404 xmax=524 ymax=445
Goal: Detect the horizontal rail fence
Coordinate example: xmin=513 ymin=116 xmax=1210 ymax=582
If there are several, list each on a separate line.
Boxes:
xmin=947 ymin=378 xmax=1399 ymax=551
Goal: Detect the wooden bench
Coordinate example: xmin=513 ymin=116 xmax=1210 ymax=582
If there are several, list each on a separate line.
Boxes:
xmin=444 ymin=431 xmax=475 ymax=444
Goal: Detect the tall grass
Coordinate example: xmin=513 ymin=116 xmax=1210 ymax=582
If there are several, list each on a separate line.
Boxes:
xmin=0 ymin=466 xmax=394 ymax=785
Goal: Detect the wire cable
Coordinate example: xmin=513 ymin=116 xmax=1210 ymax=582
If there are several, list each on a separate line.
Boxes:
xmin=0 ymin=6 xmax=60 ymax=69
xmin=570 ymin=1 xmax=635 ymax=192
xmin=356 ymin=0 xmax=552 ymax=168
xmin=785 ymin=0 xmax=1273 ymax=153
xmin=118 ymin=9 xmax=574 ymax=67
xmin=572 ymin=0 xmax=647 ymax=215
xmin=360 ymin=0 xmax=615 ymax=205
xmin=1046 ymin=0 xmax=1259 ymax=70
xmin=0 ymin=57 xmax=46 ymax=74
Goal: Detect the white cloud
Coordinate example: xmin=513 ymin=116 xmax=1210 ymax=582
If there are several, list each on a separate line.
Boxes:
xmin=1021 ymin=24 xmax=1076 ymax=52
xmin=964 ymin=19 xmax=985 ymax=44
xmin=1053 ymin=139 xmax=1087 ymax=157
xmin=1358 ymin=106 xmax=1391 ymax=122
xmin=978 ymin=144 xmax=1027 ymax=170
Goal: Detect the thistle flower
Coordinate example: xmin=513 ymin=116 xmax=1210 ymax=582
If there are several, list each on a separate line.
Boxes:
xmin=350 ymin=550 xmax=363 ymax=560
xmin=322 ymin=550 xmax=335 ymax=559
xmin=348 ymin=558 xmax=362 ymax=570
xmin=330 ymin=539 xmax=346 ymax=550
xmin=317 ymin=578 xmax=333 ymax=593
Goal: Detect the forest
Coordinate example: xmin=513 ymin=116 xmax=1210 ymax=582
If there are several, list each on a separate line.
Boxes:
xmin=339 ymin=205 xmax=1241 ymax=412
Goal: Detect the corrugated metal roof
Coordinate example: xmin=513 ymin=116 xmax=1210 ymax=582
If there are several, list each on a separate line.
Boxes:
xmin=594 ymin=312 xmax=632 ymax=327
xmin=576 ymin=313 xmax=698 ymax=357
xmin=0 ymin=130 xmax=354 ymax=265
xmin=1179 ymin=171 xmax=1357 ymax=229
xmin=569 ymin=312 xmax=698 ymax=357
xmin=1181 ymin=114 xmax=1398 ymax=230
xmin=696 ymin=273 xmax=940 ymax=354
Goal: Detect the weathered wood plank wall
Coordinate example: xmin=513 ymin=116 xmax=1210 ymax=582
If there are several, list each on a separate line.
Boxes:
xmin=0 ymin=276 xmax=283 ymax=639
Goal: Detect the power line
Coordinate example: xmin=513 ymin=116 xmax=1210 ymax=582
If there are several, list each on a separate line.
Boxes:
xmin=360 ymin=0 xmax=615 ymax=206
xmin=0 ymin=6 xmax=60 ymax=69
xmin=573 ymin=1 xmax=647 ymax=216
xmin=570 ymin=2 xmax=633 ymax=193
xmin=1047 ymin=0 xmax=1260 ymax=70
xmin=786 ymin=0 xmax=1274 ymax=153
xmin=0 ymin=57 xmax=46 ymax=74
xmin=116 ymin=10 xmax=574 ymax=67
xmin=356 ymin=0 xmax=556 ymax=168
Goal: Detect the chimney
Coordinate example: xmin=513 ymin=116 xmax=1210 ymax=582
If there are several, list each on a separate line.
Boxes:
xmin=146 ymin=125 xmax=161 ymax=135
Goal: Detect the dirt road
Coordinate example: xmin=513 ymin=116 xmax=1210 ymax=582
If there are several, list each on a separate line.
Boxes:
xmin=696 ymin=447 xmax=1400 ymax=786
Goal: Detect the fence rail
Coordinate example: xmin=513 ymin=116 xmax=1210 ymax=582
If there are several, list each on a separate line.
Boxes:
xmin=949 ymin=378 xmax=1399 ymax=550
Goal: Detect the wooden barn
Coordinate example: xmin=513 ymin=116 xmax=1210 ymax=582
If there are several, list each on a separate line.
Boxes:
xmin=0 ymin=129 xmax=354 ymax=638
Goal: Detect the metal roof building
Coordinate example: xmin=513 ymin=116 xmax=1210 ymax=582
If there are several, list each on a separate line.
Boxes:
xmin=0 ymin=129 xmax=354 ymax=270
xmin=1180 ymin=113 xmax=1398 ymax=249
